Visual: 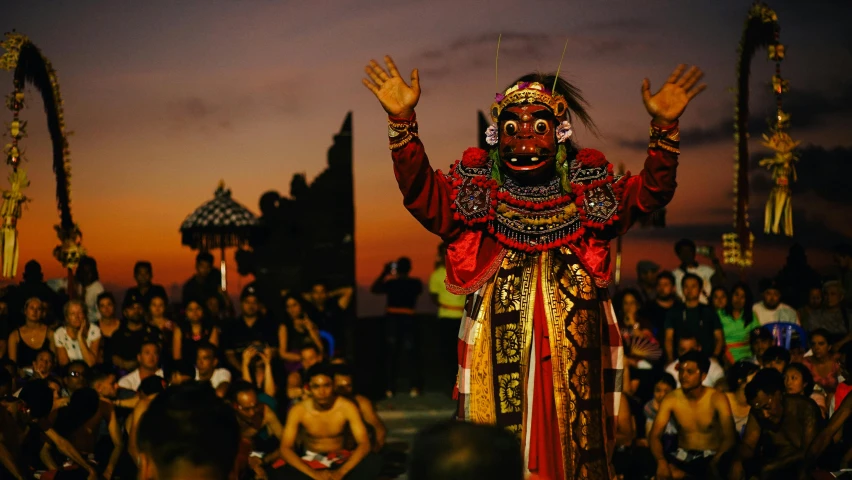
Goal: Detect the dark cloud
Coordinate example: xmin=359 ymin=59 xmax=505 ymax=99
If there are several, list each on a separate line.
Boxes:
xmin=615 ymin=83 xmax=852 ymax=149
xmin=165 ymin=79 xmax=303 ymax=133
xmin=414 ymin=31 xmax=649 ymax=80
xmin=171 ymin=97 xmax=215 ymax=120
xmin=167 ymin=96 xmax=233 ymax=132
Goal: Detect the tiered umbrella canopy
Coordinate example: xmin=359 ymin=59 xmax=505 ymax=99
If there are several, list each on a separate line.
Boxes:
xmin=180 ymin=181 xmax=258 ymax=290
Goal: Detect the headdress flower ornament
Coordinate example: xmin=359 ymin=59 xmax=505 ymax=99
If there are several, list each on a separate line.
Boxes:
xmin=485 ymin=123 xmax=498 ymax=146
xmin=556 ymin=120 xmax=572 ymax=144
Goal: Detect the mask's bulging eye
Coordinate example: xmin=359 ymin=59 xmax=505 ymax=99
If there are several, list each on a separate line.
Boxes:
xmin=503 ymin=120 xmax=518 ymax=136
xmin=534 ymin=119 xmax=549 ymax=134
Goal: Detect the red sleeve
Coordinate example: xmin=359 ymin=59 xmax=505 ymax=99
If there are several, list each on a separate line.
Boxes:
xmin=615 ymin=147 xmax=679 ymax=235
xmin=389 ymin=115 xmax=461 ymax=239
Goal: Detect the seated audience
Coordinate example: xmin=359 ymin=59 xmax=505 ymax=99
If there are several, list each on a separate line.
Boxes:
xmin=809 ymin=281 xmax=851 ymax=346
xmin=15 ymin=380 xmax=98 ymax=479
xmin=724 ymin=361 xmax=760 ymax=436
xmin=761 ymin=346 xmax=791 ymax=373
xmin=242 ymin=343 xmax=276 ymax=400
xmin=784 ymin=362 xmax=827 ymax=418
xmin=173 ymin=299 xmax=219 ymax=362
xmin=287 ymin=343 xmax=324 ymax=400
xmin=7 ymin=297 xmax=53 ymax=368
xmin=664 ymin=274 xmax=724 ymax=363
xmin=64 ymin=360 xmax=90 ymax=396
xmin=195 ymin=341 xmax=231 ymax=397
xmin=752 ymin=278 xmax=800 ymax=325
xmin=719 ymin=283 xmax=760 ymax=365
xmin=333 ymin=364 xmax=387 ymax=453
xmin=222 ymin=286 xmax=278 ymax=372
xmin=168 ymin=359 xmax=196 ymax=385
xmin=229 ymin=380 xmax=285 ymax=477
xmin=118 ymin=341 xmax=164 ymax=392
xmin=53 ymin=387 xmax=124 ymax=479
xmin=731 ymin=368 xmax=822 ymax=480
xmin=54 ymin=299 xmax=101 ymax=367
xmin=665 ymin=335 xmax=725 ymax=388
xmin=644 ymin=373 xmax=678 ymax=440
xmin=650 ymin=350 xmax=737 ymax=479
xmin=803 ymin=328 xmax=843 ymax=394
xmin=111 ymin=292 xmax=163 ymax=372
xmin=279 ymin=294 xmax=325 ymax=364
xmin=746 ymin=327 xmax=774 ymax=365
xmin=279 ymin=363 xmax=382 ymax=479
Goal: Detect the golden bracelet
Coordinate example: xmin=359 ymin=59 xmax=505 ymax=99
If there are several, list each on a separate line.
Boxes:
xmin=388 ymin=119 xmax=418 ymax=150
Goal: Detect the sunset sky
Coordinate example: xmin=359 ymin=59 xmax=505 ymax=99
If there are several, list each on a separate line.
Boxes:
xmin=2 ymin=1 xmax=851 ymax=315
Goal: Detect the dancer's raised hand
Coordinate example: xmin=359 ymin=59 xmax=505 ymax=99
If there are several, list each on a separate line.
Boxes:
xmin=362 ymin=55 xmax=420 ymax=118
xmin=642 ymin=64 xmax=706 ymax=125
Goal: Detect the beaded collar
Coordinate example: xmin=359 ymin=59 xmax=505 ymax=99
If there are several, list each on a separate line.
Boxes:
xmin=447 ymin=148 xmax=624 ymax=253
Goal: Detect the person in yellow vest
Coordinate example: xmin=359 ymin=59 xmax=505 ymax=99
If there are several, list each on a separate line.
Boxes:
xmin=429 ymin=242 xmax=467 ymax=395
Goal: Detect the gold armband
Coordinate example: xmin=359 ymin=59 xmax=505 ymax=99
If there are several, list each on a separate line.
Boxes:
xmin=649 ymin=121 xmax=680 ymax=154
xmin=388 ymin=118 xmax=418 ymax=150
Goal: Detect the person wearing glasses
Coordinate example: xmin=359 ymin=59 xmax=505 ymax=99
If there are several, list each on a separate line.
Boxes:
xmin=730 ymin=368 xmax=822 ymax=480
xmin=230 ymin=380 xmax=284 ymax=479
xmin=64 ymin=360 xmax=90 ymax=395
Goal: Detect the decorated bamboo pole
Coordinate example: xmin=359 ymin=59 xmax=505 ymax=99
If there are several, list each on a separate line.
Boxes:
xmin=0 ymin=32 xmax=84 ymax=285
xmin=723 ymin=2 xmax=796 ymax=268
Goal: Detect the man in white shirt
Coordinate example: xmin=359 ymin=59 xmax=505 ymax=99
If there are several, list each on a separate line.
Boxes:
xmin=665 ymin=335 xmax=724 ymax=388
xmin=118 ymin=341 xmax=164 ymax=391
xmin=752 ymin=278 xmax=800 ymax=325
xmin=671 ymin=238 xmax=725 ymax=304
xmin=195 ymin=341 xmax=231 ymax=397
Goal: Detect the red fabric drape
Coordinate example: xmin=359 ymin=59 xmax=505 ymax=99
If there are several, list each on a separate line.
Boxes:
xmin=528 ymin=272 xmax=565 ymax=480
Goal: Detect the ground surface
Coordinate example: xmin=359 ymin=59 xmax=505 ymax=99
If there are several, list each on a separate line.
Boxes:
xmin=375 ymin=391 xmax=456 ymax=479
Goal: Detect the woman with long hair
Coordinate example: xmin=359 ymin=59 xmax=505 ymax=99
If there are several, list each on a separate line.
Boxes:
xmin=148 ymin=294 xmax=177 ymax=360
xmin=54 ymin=300 xmax=101 ymax=367
xmin=614 ymin=288 xmax=653 ymax=340
xmin=784 ymin=362 xmax=826 ymax=418
xmin=173 ymin=299 xmax=219 ymax=362
xmin=615 ymin=288 xmax=657 ymax=406
xmin=277 ymin=294 xmax=323 ymax=365
xmin=719 ymin=283 xmax=760 ymax=364
xmin=8 ymin=297 xmax=54 ymax=367
xmin=803 ymin=328 xmax=842 ymax=394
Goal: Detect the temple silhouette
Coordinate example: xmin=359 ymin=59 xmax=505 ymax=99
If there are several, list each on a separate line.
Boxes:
xmin=235 ymin=113 xmax=355 ymax=316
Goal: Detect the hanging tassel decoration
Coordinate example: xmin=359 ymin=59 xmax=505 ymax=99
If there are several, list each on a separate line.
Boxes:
xmin=0 ymin=168 xmax=29 ymax=277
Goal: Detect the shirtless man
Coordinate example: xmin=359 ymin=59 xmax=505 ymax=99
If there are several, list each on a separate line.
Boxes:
xmin=229 ymin=380 xmax=284 ymax=477
xmin=280 ymin=363 xmax=382 ymax=480
xmin=650 ymin=350 xmax=737 ymax=479
xmin=730 ymin=368 xmax=821 ymax=480
xmin=332 ymin=364 xmax=387 ymax=453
